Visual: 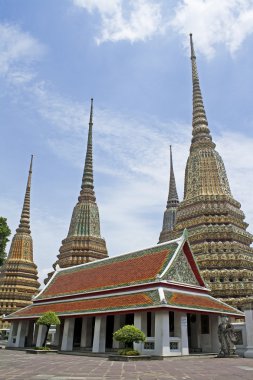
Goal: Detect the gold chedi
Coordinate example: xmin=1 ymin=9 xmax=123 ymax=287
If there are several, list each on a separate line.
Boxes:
xmin=0 ymin=156 xmax=40 ymax=329
xmin=172 ymin=35 xmax=253 ymax=308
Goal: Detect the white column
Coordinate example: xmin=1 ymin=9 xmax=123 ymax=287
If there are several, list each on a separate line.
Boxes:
xmin=244 ymin=303 xmax=253 ymax=358
xmin=81 ymin=317 xmax=93 ymax=348
xmin=92 ymin=316 xmax=106 ymax=353
xmin=180 ymin=313 xmax=189 ymax=355
xmin=16 ymin=320 xmax=28 ymax=348
xmin=53 ymin=324 xmax=61 ymax=346
xmin=133 ymin=312 xmax=143 ymax=353
xmin=210 ymin=315 xmax=220 ymax=353
xmin=7 ymin=321 xmax=18 ymax=348
xmin=113 ymin=315 xmax=121 ymax=349
xmin=154 ymin=310 xmax=170 ymax=356
xmin=36 ymin=325 xmax=48 ymax=347
xmin=61 ymin=318 xmax=75 ymax=351
xmin=33 ymin=324 xmax=39 ymax=346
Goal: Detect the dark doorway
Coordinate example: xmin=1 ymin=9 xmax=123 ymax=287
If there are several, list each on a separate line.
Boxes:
xmin=73 ymin=318 xmax=82 ymax=348
xmin=125 ymin=313 xmax=134 ymax=325
xmin=106 ymin=315 xmax=114 ymax=349
xmin=169 ymin=311 xmax=175 ymax=335
xmin=187 ymin=313 xmax=201 ymax=353
xmin=91 ymin=316 xmax=95 ymax=347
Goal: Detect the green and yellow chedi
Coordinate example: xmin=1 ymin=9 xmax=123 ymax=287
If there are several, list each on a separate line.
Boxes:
xmin=44 ymin=99 xmax=108 ymax=284
xmin=160 ymin=35 xmax=253 ymax=308
xmin=0 ymin=156 xmax=40 ymax=329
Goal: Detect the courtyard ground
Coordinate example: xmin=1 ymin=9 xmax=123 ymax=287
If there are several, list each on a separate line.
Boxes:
xmin=0 ymin=349 xmax=253 ymax=380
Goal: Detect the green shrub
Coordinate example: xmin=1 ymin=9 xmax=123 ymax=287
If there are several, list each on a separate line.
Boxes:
xmin=113 ymin=325 xmax=146 ymax=349
xmin=36 ymin=311 xmax=61 ymax=347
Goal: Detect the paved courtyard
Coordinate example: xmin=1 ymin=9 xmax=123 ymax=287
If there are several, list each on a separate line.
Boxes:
xmin=0 ymin=349 xmax=253 ymax=380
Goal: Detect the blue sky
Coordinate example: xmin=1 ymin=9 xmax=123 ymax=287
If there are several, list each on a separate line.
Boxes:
xmin=1 ymin=0 xmax=253 ymax=285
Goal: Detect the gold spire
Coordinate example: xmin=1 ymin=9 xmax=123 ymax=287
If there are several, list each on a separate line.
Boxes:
xmin=174 ymin=35 xmax=253 ymax=308
xmin=79 ymin=98 xmax=96 ymax=202
xmin=44 ymin=98 xmax=108 ymax=281
xmin=167 ymin=145 xmax=179 ymax=207
xmin=158 ymin=145 xmax=179 ymax=243
xmin=0 ymin=155 xmax=39 ymax=327
xmin=16 ymin=155 xmax=33 ymax=234
xmin=190 ymin=34 xmax=215 ymax=151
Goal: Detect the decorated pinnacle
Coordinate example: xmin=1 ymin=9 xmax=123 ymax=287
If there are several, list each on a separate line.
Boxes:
xmin=190 ymin=34 xmax=215 ymax=149
xmin=16 ymin=155 xmax=33 ymax=234
xmin=167 ymin=145 xmax=179 ymax=208
xmin=78 ymin=98 xmax=96 ymax=202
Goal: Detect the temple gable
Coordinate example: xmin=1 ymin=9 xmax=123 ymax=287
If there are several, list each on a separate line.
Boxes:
xmin=163 ymin=248 xmax=200 ymax=286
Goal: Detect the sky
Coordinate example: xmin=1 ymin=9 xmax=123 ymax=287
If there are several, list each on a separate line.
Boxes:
xmin=1 ymin=0 xmax=253 ymax=286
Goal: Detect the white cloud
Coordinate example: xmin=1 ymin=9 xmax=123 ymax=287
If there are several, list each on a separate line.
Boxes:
xmin=0 ymin=23 xmax=45 ymax=84
xmin=171 ymin=0 xmax=253 ymax=58
xmin=73 ymin=0 xmax=253 ymax=57
xmin=73 ymin=0 xmax=163 ymax=44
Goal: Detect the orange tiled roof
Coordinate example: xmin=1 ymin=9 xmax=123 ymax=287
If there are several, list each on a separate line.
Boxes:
xmin=165 ymin=291 xmax=240 ymax=314
xmin=6 ymin=288 xmax=242 ymax=320
xmin=7 ymin=291 xmax=159 ymax=318
xmin=38 ymin=244 xmax=178 ymax=299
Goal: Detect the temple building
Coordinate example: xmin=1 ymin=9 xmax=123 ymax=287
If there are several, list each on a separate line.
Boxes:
xmin=159 ymin=145 xmax=179 ymax=243
xmin=0 ymin=156 xmax=40 ymax=330
xmin=5 ymin=231 xmax=242 ymax=356
xmin=44 ymin=99 xmax=108 ymax=284
xmin=172 ymin=35 xmax=253 ymax=308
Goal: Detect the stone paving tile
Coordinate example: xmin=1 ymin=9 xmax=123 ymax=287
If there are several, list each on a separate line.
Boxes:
xmin=0 ymin=350 xmax=253 ymax=380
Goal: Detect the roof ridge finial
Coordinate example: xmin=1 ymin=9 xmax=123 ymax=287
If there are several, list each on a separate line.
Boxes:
xmin=167 ymin=145 xmax=179 ymax=207
xmin=16 ymin=155 xmax=33 ymax=234
xmin=79 ymin=98 xmax=96 ymax=202
xmin=189 ymin=34 xmax=215 ymax=150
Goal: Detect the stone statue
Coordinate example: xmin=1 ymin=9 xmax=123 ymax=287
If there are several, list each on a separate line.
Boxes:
xmin=218 ymin=317 xmax=238 ymax=357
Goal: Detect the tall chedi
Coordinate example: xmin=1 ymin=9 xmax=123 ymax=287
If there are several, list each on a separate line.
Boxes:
xmin=159 ymin=145 xmax=179 ymax=243
xmin=45 ymin=99 xmax=108 ymax=283
xmin=174 ymin=34 xmax=253 ymax=308
xmin=0 ymin=156 xmax=40 ymax=329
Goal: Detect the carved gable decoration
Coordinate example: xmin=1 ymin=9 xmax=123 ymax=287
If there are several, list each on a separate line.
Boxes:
xmin=163 ymin=248 xmax=199 ymax=286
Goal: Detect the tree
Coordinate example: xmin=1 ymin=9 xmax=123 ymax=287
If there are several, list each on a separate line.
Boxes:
xmin=0 ymin=217 xmax=11 ymax=266
xmin=113 ymin=325 xmax=146 ymax=350
xmin=36 ymin=311 xmax=61 ymax=347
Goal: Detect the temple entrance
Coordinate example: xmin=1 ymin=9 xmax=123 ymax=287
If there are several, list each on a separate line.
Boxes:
xmin=73 ymin=318 xmax=82 ymax=348
xmin=106 ymin=315 xmax=114 ymax=349
xmin=187 ymin=313 xmax=201 ymax=353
